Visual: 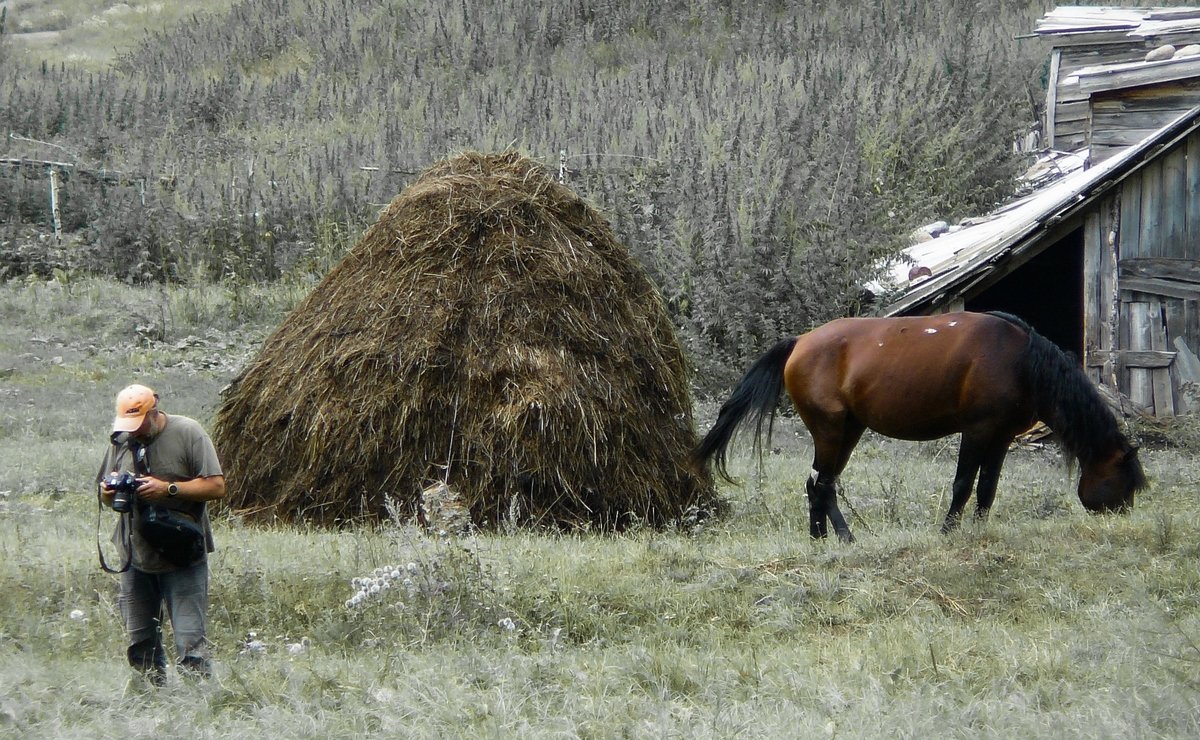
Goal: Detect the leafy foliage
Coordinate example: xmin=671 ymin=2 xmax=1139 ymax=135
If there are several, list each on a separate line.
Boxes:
xmin=0 ymin=0 xmax=1051 ymax=388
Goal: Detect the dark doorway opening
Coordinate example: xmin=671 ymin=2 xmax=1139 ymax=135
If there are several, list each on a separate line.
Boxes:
xmin=964 ymin=228 xmax=1084 ymax=360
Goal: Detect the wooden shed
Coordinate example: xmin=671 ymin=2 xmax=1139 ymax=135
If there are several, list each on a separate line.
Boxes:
xmin=878 ymin=104 xmax=1200 ymax=417
xmin=1037 ymin=6 xmax=1200 ymax=158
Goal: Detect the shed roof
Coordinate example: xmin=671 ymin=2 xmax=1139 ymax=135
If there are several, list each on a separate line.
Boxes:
xmin=879 ymin=104 xmax=1200 ymax=316
xmin=1036 ymin=6 xmax=1200 ymax=39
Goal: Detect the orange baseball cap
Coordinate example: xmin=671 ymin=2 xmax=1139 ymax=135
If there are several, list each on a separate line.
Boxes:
xmin=112 ymin=384 xmax=158 ymax=433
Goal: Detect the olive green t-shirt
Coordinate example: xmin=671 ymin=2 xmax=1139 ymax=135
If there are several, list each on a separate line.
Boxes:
xmin=96 ymin=414 xmax=223 ymax=573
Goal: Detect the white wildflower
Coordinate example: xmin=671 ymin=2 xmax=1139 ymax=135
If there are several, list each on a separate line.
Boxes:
xmin=286 ymin=638 xmax=310 ymax=655
xmin=69 ymin=609 xmax=87 ymax=622
xmin=498 ymin=617 xmax=516 ymax=631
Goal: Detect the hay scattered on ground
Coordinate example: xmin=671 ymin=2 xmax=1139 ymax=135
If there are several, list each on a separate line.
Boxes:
xmin=214 ymin=150 xmax=717 ymax=529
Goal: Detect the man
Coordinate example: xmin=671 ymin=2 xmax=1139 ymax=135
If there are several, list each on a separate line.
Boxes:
xmin=97 ymin=383 xmax=225 ymax=684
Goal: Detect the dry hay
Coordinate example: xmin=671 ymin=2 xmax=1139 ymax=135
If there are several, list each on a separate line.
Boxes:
xmin=214 ymin=150 xmax=718 ymax=529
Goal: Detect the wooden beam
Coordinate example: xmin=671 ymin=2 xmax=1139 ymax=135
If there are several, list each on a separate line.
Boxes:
xmin=1120 ymin=257 xmax=1200 ymax=283
xmin=1088 ymin=349 xmax=1177 ymax=368
xmin=1122 ymin=276 xmax=1200 ymax=300
xmin=1077 ymin=57 xmax=1200 ymax=94
xmin=1047 ymin=48 xmax=1062 ymax=148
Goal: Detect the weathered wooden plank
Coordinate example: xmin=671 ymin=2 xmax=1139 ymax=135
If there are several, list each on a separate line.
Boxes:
xmin=1084 ymin=211 xmax=1103 ymax=382
xmin=1093 ymin=99 xmax=1200 ymax=123
xmin=1119 ymin=178 xmax=1143 ymax=261
xmin=1092 ymin=110 xmax=1198 ymax=131
xmin=1188 ymin=131 xmax=1200 ymax=256
xmin=1168 ymin=301 xmax=1191 ymax=412
xmin=1094 ymin=127 xmax=1167 ymax=147
xmin=1190 ymin=297 xmax=1200 ymax=372
xmin=1056 ymin=99 xmax=1091 ymax=121
xmin=1149 ymin=298 xmax=1175 ymax=415
xmin=1093 ymin=87 xmax=1200 ymax=111
xmin=1139 ymin=160 xmax=1164 ymax=259
xmin=1163 ymin=147 xmax=1188 ymax=258
xmin=1122 ymin=277 xmax=1200 ymax=300
xmin=1119 ymin=257 xmax=1200 ymax=283
xmin=1091 ymin=144 xmax=1130 ymax=165
xmin=1103 ymin=198 xmax=1121 ymax=375
xmin=1128 ymin=301 xmax=1155 ymax=409
xmin=1047 ymin=48 xmax=1062 ymax=147
xmin=1087 ymin=349 xmax=1177 ymax=368
xmin=1173 ymin=336 xmax=1200 ymax=382
xmin=1165 ymin=297 xmax=1188 ymax=343
xmin=1077 ymin=57 xmax=1200 ymax=94
xmin=1059 ymin=43 xmax=1153 ymax=68
xmin=1055 ymin=119 xmax=1089 ymax=139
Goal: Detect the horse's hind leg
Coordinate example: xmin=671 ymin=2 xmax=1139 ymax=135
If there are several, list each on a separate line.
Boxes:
xmin=805 ymin=475 xmax=827 ymax=538
xmin=807 ymin=423 xmax=863 ymax=543
xmin=942 ymin=433 xmax=1009 ymax=532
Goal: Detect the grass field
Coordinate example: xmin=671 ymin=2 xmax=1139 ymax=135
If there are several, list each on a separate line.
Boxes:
xmin=2 ymin=276 xmax=1200 ymax=737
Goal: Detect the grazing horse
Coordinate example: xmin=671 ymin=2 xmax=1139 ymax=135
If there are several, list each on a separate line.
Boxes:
xmin=693 ymin=311 xmax=1146 ymax=541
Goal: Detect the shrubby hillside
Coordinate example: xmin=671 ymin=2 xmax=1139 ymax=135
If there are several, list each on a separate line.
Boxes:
xmin=0 ymin=0 xmax=1059 ymax=387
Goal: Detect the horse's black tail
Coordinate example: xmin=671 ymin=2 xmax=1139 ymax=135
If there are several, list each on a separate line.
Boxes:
xmin=692 ymin=337 xmax=798 ymax=483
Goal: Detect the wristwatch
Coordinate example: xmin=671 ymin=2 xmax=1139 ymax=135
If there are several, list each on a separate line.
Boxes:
xmin=167 ymin=483 xmax=180 ymax=497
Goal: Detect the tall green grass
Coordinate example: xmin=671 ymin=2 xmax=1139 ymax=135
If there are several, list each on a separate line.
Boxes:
xmin=2 ymin=278 xmax=1199 ymax=736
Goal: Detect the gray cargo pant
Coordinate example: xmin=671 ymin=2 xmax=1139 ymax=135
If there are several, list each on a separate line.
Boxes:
xmin=119 ymin=560 xmax=211 ymax=681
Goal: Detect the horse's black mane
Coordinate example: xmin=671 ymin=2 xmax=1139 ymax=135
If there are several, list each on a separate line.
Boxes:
xmin=987 ymin=311 xmax=1128 ymax=466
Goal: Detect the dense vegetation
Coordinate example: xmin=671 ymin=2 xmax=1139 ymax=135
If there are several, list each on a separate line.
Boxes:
xmin=3 ymin=0 xmax=1058 ymax=386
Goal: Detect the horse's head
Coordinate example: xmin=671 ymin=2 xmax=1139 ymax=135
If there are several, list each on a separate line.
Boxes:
xmin=1077 ymin=442 xmax=1146 ymax=513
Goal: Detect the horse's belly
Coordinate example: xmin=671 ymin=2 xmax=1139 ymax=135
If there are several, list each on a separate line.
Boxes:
xmin=849 ymin=383 xmax=1029 ymax=441
xmin=862 ymin=413 xmax=967 ymax=441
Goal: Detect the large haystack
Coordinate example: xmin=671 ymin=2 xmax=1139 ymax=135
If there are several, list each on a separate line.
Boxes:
xmin=214 ymin=150 xmax=717 ymax=529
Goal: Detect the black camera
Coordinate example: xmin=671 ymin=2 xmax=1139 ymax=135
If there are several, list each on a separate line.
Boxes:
xmin=103 ymin=471 xmax=141 ymax=513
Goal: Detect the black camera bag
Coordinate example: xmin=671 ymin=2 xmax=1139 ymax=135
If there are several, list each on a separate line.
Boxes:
xmin=138 ymin=504 xmax=206 ymax=567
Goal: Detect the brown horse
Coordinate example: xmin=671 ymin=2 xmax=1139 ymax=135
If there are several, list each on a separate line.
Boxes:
xmin=694 ymin=311 xmax=1146 ymax=541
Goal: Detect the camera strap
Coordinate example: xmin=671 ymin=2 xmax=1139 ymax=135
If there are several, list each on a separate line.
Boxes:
xmin=96 ymin=439 xmax=133 ymax=574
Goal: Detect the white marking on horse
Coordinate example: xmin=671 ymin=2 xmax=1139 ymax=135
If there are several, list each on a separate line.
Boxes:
xmin=948 ymin=321 xmax=958 ymax=327
xmin=924 ymin=328 xmax=938 ymax=334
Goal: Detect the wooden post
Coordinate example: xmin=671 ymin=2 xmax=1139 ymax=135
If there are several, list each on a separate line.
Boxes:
xmin=1129 ymin=302 xmax=1154 ymax=411
xmin=47 ymin=166 xmax=62 ymax=242
xmin=1148 ymin=298 xmax=1175 ymax=416
xmin=1045 ymin=49 xmax=1062 ymax=149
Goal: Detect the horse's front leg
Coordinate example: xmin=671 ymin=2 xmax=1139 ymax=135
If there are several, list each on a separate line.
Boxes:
xmin=941 ymin=438 xmax=984 ymax=533
xmin=973 ymin=441 xmax=1012 ymax=522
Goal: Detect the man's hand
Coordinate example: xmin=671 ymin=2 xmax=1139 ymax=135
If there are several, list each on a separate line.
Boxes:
xmin=135 ymin=476 xmax=171 ymax=502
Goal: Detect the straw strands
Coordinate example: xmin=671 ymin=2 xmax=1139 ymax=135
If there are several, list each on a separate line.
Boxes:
xmin=214 ymin=150 xmax=717 ymax=529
